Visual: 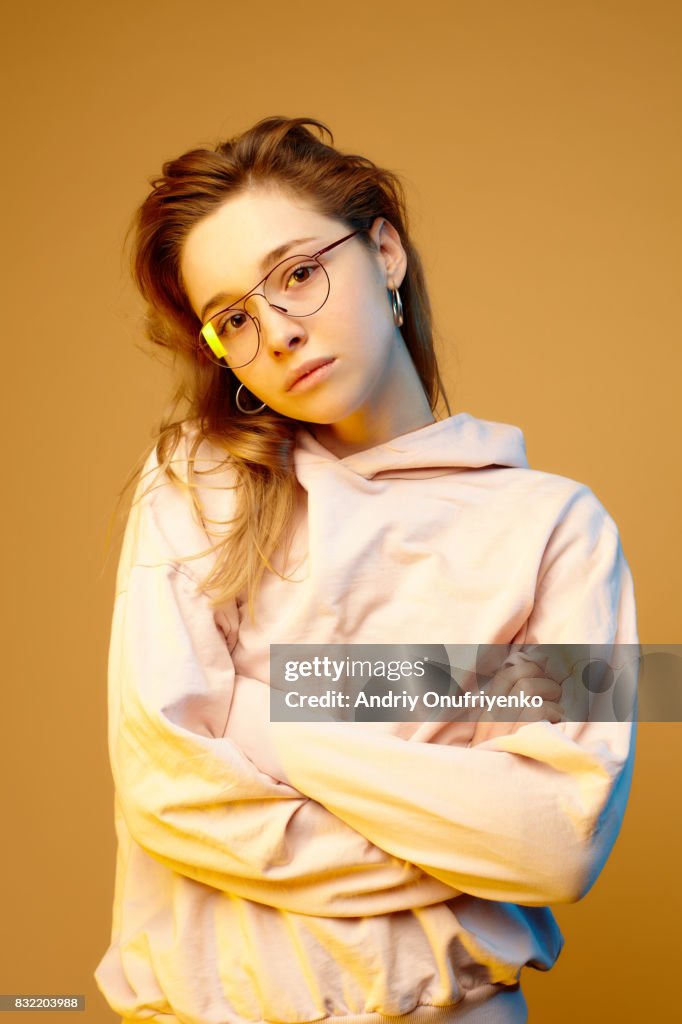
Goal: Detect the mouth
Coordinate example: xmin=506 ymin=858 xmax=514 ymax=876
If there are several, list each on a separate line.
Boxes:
xmin=285 ymin=357 xmax=337 ymax=392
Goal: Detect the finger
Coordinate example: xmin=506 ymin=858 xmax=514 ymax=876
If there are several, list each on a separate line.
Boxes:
xmin=468 ymin=701 xmax=565 ymax=746
xmin=485 ymin=667 xmax=562 ymax=705
xmin=509 ymin=677 xmax=562 ymax=704
xmin=483 ymin=661 xmax=545 ymax=699
xmin=494 ymin=658 xmax=545 ymax=685
xmin=513 ymin=699 xmax=565 ymax=723
xmin=471 ymin=676 xmax=561 ymax=728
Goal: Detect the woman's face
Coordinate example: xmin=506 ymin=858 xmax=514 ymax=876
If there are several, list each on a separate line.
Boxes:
xmin=180 ymin=185 xmax=427 ymax=447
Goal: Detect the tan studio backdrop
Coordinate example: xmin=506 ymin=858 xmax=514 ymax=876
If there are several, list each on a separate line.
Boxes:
xmin=1 ymin=1 xmax=680 ymax=1021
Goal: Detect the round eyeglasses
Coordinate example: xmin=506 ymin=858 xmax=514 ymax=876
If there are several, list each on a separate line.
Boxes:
xmin=197 ymin=229 xmax=361 ymax=369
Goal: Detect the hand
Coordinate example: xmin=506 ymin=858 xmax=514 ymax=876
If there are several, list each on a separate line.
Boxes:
xmin=468 ymin=652 xmax=565 ymax=747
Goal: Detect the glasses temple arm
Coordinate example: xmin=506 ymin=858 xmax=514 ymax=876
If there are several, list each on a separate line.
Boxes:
xmin=313 ymin=229 xmax=361 ymax=259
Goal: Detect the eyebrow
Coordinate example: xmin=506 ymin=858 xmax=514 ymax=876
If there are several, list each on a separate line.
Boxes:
xmin=199 ymin=236 xmax=318 ymax=322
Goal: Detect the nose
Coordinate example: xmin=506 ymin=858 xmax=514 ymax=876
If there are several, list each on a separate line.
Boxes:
xmin=246 ymin=293 xmax=307 ymax=358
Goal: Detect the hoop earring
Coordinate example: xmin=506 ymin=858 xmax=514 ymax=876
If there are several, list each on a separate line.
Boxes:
xmin=390 ymin=287 xmax=404 ymax=328
xmin=235 ymin=382 xmax=267 ymax=415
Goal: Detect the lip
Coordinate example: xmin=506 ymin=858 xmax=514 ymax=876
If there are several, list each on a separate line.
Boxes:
xmin=285 ymin=357 xmax=336 ymax=392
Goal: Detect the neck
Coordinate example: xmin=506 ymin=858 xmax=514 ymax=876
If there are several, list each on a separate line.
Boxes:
xmin=312 ymin=409 xmax=437 ymax=458
xmin=310 ymin=336 xmax=436 ymax=458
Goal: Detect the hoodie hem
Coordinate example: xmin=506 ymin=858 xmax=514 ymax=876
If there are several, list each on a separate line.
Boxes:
xmin=119 ymin=983 xmax=527 ymax=1024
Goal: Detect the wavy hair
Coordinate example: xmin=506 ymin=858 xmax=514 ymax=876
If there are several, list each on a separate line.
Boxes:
xmin=122 ymin=116 xmax=449 ymax=616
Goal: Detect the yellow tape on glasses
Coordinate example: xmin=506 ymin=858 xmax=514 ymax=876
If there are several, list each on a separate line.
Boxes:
xmin=201 ymin=322 xmax=227 ymax=359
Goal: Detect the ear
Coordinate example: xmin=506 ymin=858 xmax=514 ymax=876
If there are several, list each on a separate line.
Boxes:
xmin=368 ymin=217 xmax=407 ymax=290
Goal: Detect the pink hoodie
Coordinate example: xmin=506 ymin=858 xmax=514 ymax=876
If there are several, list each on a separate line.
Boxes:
xmin=95 ymin=413 xmax=638 ymax=1024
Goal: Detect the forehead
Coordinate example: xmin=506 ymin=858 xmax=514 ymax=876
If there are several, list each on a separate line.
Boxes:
xmin=180 ymin=186 xmax=338 ymax=315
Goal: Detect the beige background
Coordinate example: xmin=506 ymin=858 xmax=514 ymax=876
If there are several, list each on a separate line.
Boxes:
xmin=1 ymin=0 xmax=680 ymax=1020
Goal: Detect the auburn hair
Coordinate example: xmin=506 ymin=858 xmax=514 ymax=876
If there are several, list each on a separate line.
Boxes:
xmin=122 ymin=116 xmax=448 ymax=616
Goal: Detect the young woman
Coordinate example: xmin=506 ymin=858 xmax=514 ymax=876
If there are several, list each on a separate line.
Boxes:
xmin=95 ymin=117 xmax=638 ymax=1024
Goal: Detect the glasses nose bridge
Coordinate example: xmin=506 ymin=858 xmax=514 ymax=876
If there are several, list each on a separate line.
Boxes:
xmin=243 ymin=286 xmax=288 ymax=322
xmin=244 ymin=290 xmax=306 ymax=355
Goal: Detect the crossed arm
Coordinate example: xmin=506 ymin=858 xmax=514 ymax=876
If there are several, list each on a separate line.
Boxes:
xmin=110 ymin=449 xmax=637 ymax=914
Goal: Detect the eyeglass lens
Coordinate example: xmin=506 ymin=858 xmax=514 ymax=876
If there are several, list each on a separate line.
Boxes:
xmin=199 ymin=254 xmax=331 ymax=368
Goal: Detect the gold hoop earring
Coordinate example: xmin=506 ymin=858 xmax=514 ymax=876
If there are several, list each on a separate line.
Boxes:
xmin=390 ymin=287 xmax=404 ymax=328
xmin=235 ymin=382 xmax=267 ymax=415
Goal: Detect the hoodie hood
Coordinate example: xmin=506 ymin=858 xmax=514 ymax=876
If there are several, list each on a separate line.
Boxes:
xmin=294 ymin=412 xmax=529 ymax=482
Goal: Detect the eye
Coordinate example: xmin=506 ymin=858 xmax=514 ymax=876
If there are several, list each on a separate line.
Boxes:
xmin=215 ymin=310 xmax=249 ymax=337
xmin=285 ymin=262 xmax=319 ymax=289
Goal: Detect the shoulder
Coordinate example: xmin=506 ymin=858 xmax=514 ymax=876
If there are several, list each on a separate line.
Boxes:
xmin=443 ymin=413 xmax=622 ymax=542
xmin=515 ymin=470 xmax=632 ymax=621
xmin=135 ymin=420 xmax=239 ymax=513
xmin=488 ymin=463 xmax=621 ymax=543
xmin=121 ymin=421 xmax=240 ymax=582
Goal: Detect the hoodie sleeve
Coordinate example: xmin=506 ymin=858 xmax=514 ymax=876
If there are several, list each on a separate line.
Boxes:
xmin=270 ymin=485 xmax=639 ymax=907
xmin=108 ymin=440 xmax=460 ymax=917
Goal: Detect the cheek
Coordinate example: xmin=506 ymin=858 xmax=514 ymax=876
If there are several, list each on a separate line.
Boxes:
xmin=229 ymin=352 xmax=265 ymax=391
xmin=363 ymin=282 xmax=393 ymax=338
xmin=328 ymin=278 xmax=391 ymax=343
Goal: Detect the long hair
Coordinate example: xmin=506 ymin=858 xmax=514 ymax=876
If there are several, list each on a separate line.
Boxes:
xmin=125 ymin=116 xmax=449 ymax=615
